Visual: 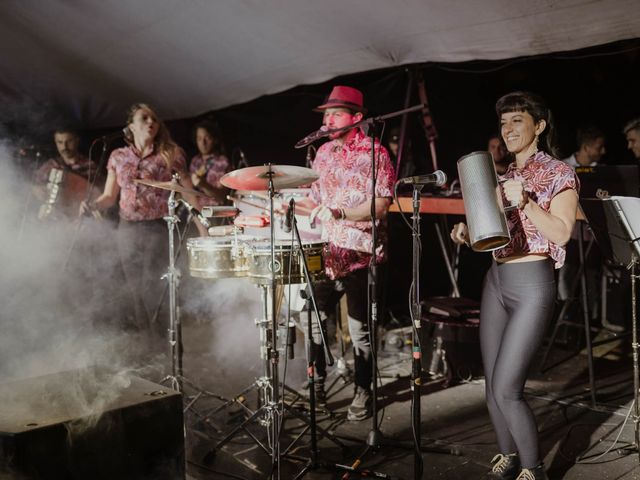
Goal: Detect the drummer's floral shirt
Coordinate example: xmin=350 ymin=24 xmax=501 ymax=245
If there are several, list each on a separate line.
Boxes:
xmin=189 ymin=153 xmax=231 ymax=208
xmin=494 ymin=150 xmax=579 ymax=268
xmin=108 ymin=145 xmax=187 ymax=221
xmin=310 ymin=129 xmax=395 ymax=279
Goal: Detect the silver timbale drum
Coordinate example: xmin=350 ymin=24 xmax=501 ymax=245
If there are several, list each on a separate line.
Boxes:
xmin=457 ymin=151 xmax=510 ymax=252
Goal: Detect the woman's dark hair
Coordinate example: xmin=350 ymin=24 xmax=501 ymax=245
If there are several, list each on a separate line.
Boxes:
xmin=495 ymin=91 xmax=559 ymax=158
xmin=192 ymin=119 xmax=225 ymax=156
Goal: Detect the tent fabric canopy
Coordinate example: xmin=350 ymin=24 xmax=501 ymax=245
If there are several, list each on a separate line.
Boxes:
xmin=1 ymin=0 xmax=638 ymax=127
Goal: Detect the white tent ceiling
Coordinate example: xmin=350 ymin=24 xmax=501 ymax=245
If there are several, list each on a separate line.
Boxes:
xmin=1 ymin=0 xmax=639 ymax=127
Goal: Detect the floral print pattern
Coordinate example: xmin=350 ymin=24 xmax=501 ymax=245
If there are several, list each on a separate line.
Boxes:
xmin=107 ymin=145 xmax=187 ymax=221
xmin=310 ymin=129 xmax=395 ymax=279
xmin=494 ymin=151 xmax=579 ymax=268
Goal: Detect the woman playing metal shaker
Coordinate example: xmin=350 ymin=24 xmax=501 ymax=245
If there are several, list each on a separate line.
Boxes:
xmin=451 ymin=91 xmax=579 ymax=480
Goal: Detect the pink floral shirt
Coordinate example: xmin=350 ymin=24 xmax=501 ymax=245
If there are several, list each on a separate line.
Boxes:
xmin=310 ymin=129 xmax=395 ymax=279
xmin=33 ymin=155 xmax=97 ymax=184
xmin=494 ymin=151 xmax=579 ymax=268
xmin=189 ymin=153 xmax=231 ymax=208
xmin=107 ymin=145 xmax=187 ymax=221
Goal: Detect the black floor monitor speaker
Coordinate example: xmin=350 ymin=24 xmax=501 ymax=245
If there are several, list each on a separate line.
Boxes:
xmin=0 ymin=368 xmax=184 ymax=480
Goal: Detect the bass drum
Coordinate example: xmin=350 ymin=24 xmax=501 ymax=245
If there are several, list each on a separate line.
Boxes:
xmin=247 ymin=240 xmax=326 ymax=285
xmin=186 ymin=235 xmax=255 ymax=279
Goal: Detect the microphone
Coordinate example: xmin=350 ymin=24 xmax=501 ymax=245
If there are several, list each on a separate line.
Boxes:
xmin=398 ymin=170 xmax=447 ymax=186
xmin=179 ymin=199 xmax=211 ymax=228
xmin=283 ymin=198 xmax=295 ymax=233
xmin=294 ymin=126 xmax=330 ymax=149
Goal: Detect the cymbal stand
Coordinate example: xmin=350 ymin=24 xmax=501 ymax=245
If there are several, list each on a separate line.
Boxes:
xmin=202 ymin=282 xmax=345 ymax=466
xmin=204 ymin=165 xmax=285 ymax=478
xmin=266 ymin=164 xmax=283 ymax=478
xmin=159 ymin=176 xmax=231 ymax=421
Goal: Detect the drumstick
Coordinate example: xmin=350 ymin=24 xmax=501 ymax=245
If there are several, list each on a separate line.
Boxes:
xmin=227 ymin=194 xmax=314 ymax=216
xmin=227 ymin=195 xmax=268 ymax=212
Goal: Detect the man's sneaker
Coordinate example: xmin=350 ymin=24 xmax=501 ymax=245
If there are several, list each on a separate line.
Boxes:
xmin=347 ymin=388 xmax=372 ymax=421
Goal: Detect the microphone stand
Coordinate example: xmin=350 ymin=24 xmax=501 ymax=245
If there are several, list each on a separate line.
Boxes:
xmin=410 ymin=184 xmax=424 ymax=478
xmin=286 ymin=200 xmax=355 ymax=479
xmin=343 ymin=105 xmax=459 ymax=479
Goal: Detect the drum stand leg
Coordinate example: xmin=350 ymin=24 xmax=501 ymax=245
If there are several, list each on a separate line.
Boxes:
xmin=202 ymin=283 xmax=346 ymax=469
xmin=157 ymin=186 xmax=235 ymax=428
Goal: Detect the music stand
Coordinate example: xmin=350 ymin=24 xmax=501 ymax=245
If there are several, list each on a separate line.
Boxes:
xmin=582 ymin=196 xmax=640 ymax=462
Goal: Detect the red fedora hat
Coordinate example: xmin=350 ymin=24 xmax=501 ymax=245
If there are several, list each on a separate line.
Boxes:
xmin=314 ymin=86 xmax=366 ymax=113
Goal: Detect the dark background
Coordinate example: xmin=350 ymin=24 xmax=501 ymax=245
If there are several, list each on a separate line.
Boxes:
xmin=5 ymin=38 xmax=639 ymax=318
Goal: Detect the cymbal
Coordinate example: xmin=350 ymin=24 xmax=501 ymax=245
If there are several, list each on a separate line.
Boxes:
xmin=134 ymin=179 xmax=209 ymax=197
xmin=220 ymin=165 xmax=318 ymax=191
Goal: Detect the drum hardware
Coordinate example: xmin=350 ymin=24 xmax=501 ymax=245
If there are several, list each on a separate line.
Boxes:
xmin=201 ymin=205 xmax=239 ymax=218
xmin=203 ymin=283 xmax=345 ymax=468
xmin=139 ymin=175 xmax=233 ymax=426
xmin=234 ymin=214 xmax=270 ymax=228
xmin=186 ymin=235 xmax=256 ymax=279
xmin=247 ymin=240 xmax=325 ymax=285
xmin=227 ymin=193 xmax=269 ymax=213
xmin=204 ymin=209 xmax=346 ymax=468
xmin=206 ymin=224 xmax=243 ymax=236
xmin=202 ymin=165 xmax=327 ymax=475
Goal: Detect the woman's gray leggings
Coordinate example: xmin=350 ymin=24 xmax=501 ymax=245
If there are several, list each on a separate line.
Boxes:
xmin=480 ymin=259 xmax=556 ymax=468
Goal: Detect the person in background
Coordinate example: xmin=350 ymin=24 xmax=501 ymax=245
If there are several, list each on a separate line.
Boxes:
xmin=488 ymin=133 xmax=509 ymax=175
xmin=80 ymin=103 xmax=204 ymax=341
xmin=623 ymin=117 xmax=640 ymax=160
xmin=451 ymin=91 xmax=578 ymax=480
xmin=387 ymin=126 xmax=415 ymax=180
xmin=562 ymin=125 xmax=606 ymax=168
xmin=33 ymin=127 xmax=97 ymax=184
xmin=558 ymin=126 xmax=609 ymax=328
xmin=32 ymin=127 xmax=99 ymax=220
xmin=189 ymin=119 xmax=231 ymax=210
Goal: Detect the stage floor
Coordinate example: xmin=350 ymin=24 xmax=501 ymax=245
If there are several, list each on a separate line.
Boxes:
xmin=173 ymin=296 xmax=639 ymax=480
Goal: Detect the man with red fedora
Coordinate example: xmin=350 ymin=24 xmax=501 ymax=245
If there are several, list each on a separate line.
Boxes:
xmin=301 ymin=85 xmax=395 ymax=421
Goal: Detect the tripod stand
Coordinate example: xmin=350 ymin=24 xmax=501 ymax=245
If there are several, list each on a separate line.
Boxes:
xmin=575 ymin=197 xmax=640 ymax=463
xmin=203 ymin=260 xmax=346 ymax=468
xmin=603 ymin=198 xmax=640 ymax=462
xmin=157 ymin=179 xmax=232 ymax=425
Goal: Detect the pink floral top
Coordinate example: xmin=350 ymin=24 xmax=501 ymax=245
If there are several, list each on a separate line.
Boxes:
xmin=189 ymin=153 xmax=231 ymax=208
xmin=107 ymin=145 xmax=187 ymax=221
xmin=310 ymin=129 xmax=395 ymax=279
xmin=494 ymin=151 xmax=579 ymax=268
xmin=33 ymin=155 xmax=97 ymax=184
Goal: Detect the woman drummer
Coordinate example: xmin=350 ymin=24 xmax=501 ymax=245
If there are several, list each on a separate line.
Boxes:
xmin=450 ymin=91 xmax=578 ymax=480
xmin=81 ymin=103 xmax=203 ymax=336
